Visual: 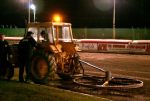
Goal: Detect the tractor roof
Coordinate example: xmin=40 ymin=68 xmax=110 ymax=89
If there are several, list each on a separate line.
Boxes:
xmin=27 ymin=22 xmax=72 ymax=28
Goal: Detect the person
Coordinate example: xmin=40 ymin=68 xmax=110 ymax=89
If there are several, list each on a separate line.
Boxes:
xmin=0 ymin=33 xmax=13 ymax=80
xmin=18 ymin=31 xmax=36 ymax=83
xmin=40 ymin=30 xmax=47 ymax=42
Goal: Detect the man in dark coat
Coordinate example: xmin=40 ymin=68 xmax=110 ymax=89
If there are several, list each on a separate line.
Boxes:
xmin=18 ymin=31 xmax=36 ymax=83
xmin=0 ymin=33 xmax=13 ymax=79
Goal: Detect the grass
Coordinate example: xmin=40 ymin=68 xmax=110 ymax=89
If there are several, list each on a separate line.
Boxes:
xmin=0 ymin=69 xmax=109 ymax=101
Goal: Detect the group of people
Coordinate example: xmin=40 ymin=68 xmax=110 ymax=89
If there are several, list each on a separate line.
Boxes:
xmin=0 ymin=31 xmax=37 ymax=83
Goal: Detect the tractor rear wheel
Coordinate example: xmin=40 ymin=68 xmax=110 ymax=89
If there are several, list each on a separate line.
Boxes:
xmin=30 ymin=51 xmax=57 ymax=84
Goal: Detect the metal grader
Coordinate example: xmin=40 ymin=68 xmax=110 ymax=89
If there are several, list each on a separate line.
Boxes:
xmin=25 ymin=22 xmax=143 ymax=89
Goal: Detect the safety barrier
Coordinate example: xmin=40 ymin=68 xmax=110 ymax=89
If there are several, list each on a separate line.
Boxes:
xmin=4 ymin=37 xmax=150 ymax=54
xmin=77 ymin=39 xmax=150 ymax=54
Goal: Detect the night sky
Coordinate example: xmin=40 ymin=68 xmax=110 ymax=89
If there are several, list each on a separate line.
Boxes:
xmin=0 ymin=0 xmax=150 ymax=28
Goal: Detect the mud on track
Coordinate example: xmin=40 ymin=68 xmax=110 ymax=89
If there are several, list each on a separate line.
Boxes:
xmin=78 ymin=52 xmax=150 ymax=101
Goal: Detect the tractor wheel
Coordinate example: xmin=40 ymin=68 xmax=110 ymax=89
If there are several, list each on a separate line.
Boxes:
xmin=64 ymin=53 xmax=84 ymax=76
xmin=58 ymin=53 xmax=84 ymax=80
xmin=70 ymin=54 xmax=84 ymax=76
xmin=30 ymin=51 xmax=57 ymax=84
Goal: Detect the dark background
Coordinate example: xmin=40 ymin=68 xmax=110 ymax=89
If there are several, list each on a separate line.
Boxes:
xmin=0 ymin=0 xmax=150 ymax=28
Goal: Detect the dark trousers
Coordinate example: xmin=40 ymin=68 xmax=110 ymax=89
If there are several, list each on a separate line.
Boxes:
xmin=0 ymin=60 xmax=14 ymax=79
xmin=19 ymin=60 xmax=30 ymax=82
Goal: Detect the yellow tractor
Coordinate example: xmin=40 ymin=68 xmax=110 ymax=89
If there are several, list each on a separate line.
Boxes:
xmin=8 ymin=21 xmax=143 ymax=89
xmin=26 ymin=22 xmax=84 ymax=84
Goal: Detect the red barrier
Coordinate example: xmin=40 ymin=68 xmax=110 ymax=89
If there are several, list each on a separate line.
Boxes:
xmin=77 ymin=39 xmax=150 ymax=54
xmin=4 ymin=37 xmax=150 ymax=54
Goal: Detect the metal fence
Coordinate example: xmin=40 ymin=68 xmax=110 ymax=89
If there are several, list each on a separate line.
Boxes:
xmin=73 ymin=28 xmax=150 ymax=40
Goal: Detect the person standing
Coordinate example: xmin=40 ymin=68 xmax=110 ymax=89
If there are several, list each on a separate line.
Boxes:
xmin=18 ymin=31 xmax=36 ymax=83
xmin=0 ymin=33 xmax=13 ymax=80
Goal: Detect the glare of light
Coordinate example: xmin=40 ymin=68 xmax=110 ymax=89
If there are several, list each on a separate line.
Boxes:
xmin=30 ymin=4 xmax=36 ymax=10
xmin=53 ymin=14 xmax=62 ymax=22
xmin=93 ymin=0 xmax=113 ymax=11
xmin=19 ymin=0 xmax=28 ymax=4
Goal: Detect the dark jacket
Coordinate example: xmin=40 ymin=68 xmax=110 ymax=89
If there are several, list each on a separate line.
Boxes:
xmin=18 ymin=37 xmax=36 ymax=62
xmin=0 ymin=40 xmax=11 ymax=61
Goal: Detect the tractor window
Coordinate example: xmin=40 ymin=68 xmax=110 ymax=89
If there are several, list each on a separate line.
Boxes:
xmin=53 ymin=26 xmax=72 ymax=42
xmin=58 ymin=26 xmax=63 ymax=39
xmin=39 ymin=28 xmax=53 ymax=43
xmin=47 ymin=28 xmax=53 ymax=43
xmin=62 ymin=26 xmax=72 ymax=42
xmin=39 ymin=28 xmax=48 ymax=41
xmin=53 ymin=26 xmax=62 ymax=43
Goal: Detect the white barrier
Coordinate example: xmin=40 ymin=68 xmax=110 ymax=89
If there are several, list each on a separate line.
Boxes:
xmin=4 ymin=37 xmax=150 ymax=54
xmin=77 ymin=39 xmax=150 ymax=54
xmin=4 ymin=37 xmax=22 ymax=45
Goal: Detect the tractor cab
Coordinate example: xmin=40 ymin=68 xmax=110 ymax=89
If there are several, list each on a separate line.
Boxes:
xmin=27 ymin=22 xmax=73 ymax=44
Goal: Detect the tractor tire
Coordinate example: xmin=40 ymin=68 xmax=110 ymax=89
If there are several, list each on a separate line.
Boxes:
xmin=30 ymin=51 xmax=57 ymax=84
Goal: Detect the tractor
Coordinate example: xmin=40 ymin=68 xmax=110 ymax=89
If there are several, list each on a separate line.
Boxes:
xmin=7 ymin=21 xmax=143 ymax=89
xmin=26 ymin=22 xmax=84 ymax=84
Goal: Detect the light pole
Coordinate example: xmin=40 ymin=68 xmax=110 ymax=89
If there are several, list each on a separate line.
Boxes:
xmin=30 ymin=4 xmax=36 ymax=22
xmin=28 ymin=0 xmax=31 ymax=23
xmin=113 ymin=0 xmax=116 ymax=39
xmin=28 ymin=0 xmax=36 ymax=23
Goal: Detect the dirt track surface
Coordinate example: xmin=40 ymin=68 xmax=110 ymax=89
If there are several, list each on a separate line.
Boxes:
xmin=78 ymin=52 xmax=150 ymax=101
